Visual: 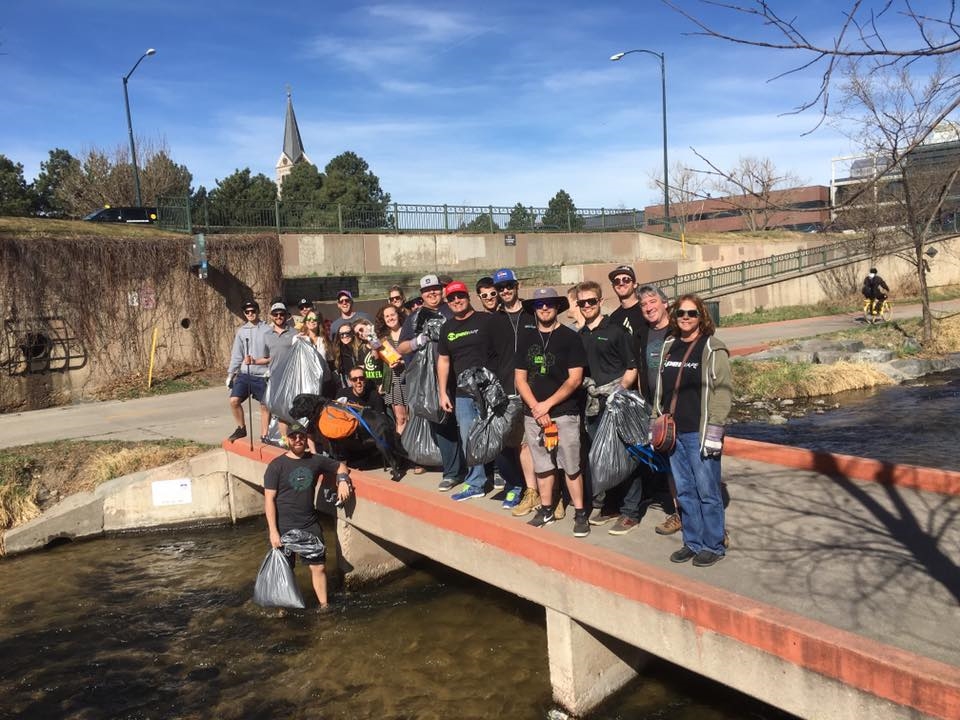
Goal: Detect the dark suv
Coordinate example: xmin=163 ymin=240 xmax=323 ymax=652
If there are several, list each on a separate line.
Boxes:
xmin=83 ymin=206 xmax=158 ymax=224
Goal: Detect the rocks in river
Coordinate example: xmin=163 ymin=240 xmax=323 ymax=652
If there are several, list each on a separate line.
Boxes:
xmin=768 ymin=414 xmax=789 ymax=425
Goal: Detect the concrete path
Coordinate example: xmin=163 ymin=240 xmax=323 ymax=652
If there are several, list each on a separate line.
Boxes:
xmin=2 ymin=298 xmax=958 ymax=449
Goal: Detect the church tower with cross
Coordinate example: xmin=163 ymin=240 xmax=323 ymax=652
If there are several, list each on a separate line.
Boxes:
xmin=275 ymin=88 xmax=310 ymax=196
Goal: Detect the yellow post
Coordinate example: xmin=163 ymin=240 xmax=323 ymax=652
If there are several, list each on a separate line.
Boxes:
xmin=681 ymin=231 xmax=686 ymax=259
xmin=147 ymin=326 xmax=159 ymax=389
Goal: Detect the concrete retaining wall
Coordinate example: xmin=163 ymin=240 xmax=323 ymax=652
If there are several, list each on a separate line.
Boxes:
xmin=2 ymin=449 xmax=263 ymax=556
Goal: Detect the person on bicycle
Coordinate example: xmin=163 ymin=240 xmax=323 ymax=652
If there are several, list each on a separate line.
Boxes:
xmin=861 ymin=268 xmax=890 ymax=316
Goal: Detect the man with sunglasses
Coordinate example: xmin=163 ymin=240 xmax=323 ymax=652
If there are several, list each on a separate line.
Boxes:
xmin=226 ymin=300 xmax=270 ymax=442
xmin=515 ymin=288 xmax=590 ymax=537
xmin=329 ymin=290 xmax=372 ymax=340
xmin=293 ymin=298 xmax=314 ymax=332
xmin=398 ymin=274 xmax=463 ymax=491
xmin=607 ymin=265 xmax=644 ymax=337
xmin=475 ymin=277 xmax=501 ymax=313
xmin=261 ymin=300 xmax=297 ymax=443
xmin=264 ymin=422 xmax=352 ymax=608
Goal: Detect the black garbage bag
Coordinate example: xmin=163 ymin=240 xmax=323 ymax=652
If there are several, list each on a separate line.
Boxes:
xmin=457 ymin=367 xmax=507 ymax=418
xmin=405 ymin=343 xmax=444 ymax=423
xmin=263 ymin=340 xmax=330 ymax=424
xmin=400 ymin=412 xmax=442 ymax=467
xmin=466 ymin=396 xmax=522 ymax=465
xmin=588 ymin=402 xmax=640 ymax=496
xmin=611 ymin=390 xmax=652 ymax=447
xmin=252 ymin=548 xmax=305 ymax=609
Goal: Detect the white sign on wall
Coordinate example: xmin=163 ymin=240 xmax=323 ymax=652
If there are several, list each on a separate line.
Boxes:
xmin=151 ymin=478 xmax=193 ymax=506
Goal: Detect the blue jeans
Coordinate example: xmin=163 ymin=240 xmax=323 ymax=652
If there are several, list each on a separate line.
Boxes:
xmin=669 ymin=432 xmax=725 ymax=555
xmin=494 ymin=446 xmax=524 ymax=492
xmin=455 ymin=396 xmax=487 ymax=490
xmin=429 ymin=412 xmax=464 ymax=482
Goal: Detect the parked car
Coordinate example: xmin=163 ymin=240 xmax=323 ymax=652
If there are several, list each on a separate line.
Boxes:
xmin=83 ymin=206 xmax=158 ymax=224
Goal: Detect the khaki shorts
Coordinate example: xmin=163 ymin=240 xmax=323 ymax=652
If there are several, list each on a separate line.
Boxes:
xmin=523 ymin=414 xmax=582 ymax=476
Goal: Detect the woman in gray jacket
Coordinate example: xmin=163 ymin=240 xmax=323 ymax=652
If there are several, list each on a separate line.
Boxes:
xmin=653 ymin=294 xmax=733 ymax=567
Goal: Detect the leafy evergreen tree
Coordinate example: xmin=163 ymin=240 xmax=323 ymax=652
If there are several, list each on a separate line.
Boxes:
xmin=507 ymin=202 xmax=534 ymax=231
xmin=33 ymin=148 xmax=77 ymax=217
xmin=140 ymin=150 xmax=192 ymax=205
xmin=0 ymin=155 xmax=35 ymax=216
xmin=460 ymin=212 xmax=500 ymax=233
xmin=208 ymin=168 xmax=278 ymax=227
xmin=317 ymin=151 xmax=390 ymax=229
xmin=542 ymin=189 xmax=583 ymax=231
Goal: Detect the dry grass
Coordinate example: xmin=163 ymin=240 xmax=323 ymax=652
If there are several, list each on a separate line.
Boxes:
xmin=0 ymin=216 xmax=182 ymax=240
xmin=0 ymin=440 xmax=212 ymax=532
xmin=734 ymin=360 xmax=895 ymax=399
xmin=682 ymin=230 xmax=852 ymax=245
xmin=925 ymin=312 xmax=960 ymax=354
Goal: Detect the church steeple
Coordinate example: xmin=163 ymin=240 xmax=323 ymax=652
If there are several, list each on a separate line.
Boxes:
xmin=276 ymin=87 xmax=310 ymax=194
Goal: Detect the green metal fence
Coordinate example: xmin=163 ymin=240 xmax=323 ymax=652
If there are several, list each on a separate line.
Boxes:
xmin=157 ymin=196 xmax=645 ymax=234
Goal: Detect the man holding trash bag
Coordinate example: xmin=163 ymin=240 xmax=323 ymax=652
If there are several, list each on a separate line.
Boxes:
xmin=227 ymin=300 xmax=270 ymax=442
xmin=263 ymin=423 xmax=352 ymax=608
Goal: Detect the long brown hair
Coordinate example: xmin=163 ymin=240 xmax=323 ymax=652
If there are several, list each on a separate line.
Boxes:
xmin=375 ymin=303 xmax=405 ymax=338
xmin=669 ymin=293 xmax=715 ymax=337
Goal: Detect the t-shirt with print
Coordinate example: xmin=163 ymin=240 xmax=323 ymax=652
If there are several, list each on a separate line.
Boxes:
xmin=263 ymin=453 xmax=340 ymax=533
xmin=514 ymin=323 xmax=587 ymax=418
xmin=644 ymin=325 xmax=670 ymax=396
xmin=608 ymin=303 xmax=645 ymax=338
xmin=660 ymin=335 xmax=708 ymax=433
xmin=579 ymin=315 xmax=637 ymax=386
xmin=437 ymin=312 xmax=497 ymax=395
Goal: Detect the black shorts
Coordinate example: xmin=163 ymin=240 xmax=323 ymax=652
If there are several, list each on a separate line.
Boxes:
xmin=280 ymin=525 xmax=326 ymax=566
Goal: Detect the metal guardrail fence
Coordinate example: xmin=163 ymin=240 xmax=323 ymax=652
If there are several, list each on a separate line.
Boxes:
xmin=156 ymin=196 xmax=646 ymax=234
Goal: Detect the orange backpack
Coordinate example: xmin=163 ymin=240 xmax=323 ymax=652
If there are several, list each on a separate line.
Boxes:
xmin=317 ymin=402 xmax=360 ymax=440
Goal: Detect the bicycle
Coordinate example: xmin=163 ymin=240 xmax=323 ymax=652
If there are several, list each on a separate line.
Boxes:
xmin=862 ymin=297 xmax=893 ymax=324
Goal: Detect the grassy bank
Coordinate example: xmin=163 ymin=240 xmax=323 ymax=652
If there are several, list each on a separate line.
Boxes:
xmin=0 ymin=440 xmax=213 ymax=531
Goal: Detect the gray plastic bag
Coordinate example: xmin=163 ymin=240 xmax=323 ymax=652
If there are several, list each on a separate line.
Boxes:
xmin=587 ymin=402 xmax=640 ymax=496
xmin=263 ymin=339 xmax=330 ymax=424
xmin=405 ymin=344 xmax=444 ymax=423
xmin=400 ymin=412 xmax=442 ymax=467
xmin=252 ymin=547 xmax=305 ymax=609
xmin=466 ymin=396 xmax=523 ymax=465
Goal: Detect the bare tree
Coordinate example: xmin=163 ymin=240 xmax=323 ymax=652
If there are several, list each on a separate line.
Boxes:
xmin=650 ymin=161 xmax=709 ymax=237
xmin=692 ymin=153 xmax=802 ymax=230
xmin=835 ymin=59 xmax=960 ymax=343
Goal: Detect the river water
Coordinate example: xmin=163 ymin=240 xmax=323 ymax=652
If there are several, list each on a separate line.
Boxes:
xmin=8 ymin=372 xmax=957 ymax=720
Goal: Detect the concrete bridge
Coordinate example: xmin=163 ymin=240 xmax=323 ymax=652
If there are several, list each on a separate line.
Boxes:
xmin=221 ymin=438 xmax=959 ymax=719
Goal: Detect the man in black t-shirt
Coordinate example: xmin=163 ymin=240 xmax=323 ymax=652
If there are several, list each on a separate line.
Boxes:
xmin=515 ymin=287 xmax=590 ymax=538
xmin=607 ymin=265 xmax=645 ymax=337
xmin=397 ymin=274 xmax=463 ymax=490
xmin=263 ymin=423 xmax=352 ymax=607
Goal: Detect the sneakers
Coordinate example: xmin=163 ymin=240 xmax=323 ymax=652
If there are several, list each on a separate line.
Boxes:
xmin=723 ymin=530 xmax=731 ymax=548
xmin=554 ymin=500 xmax=566 ymax=520
xmin=438 ymin=477 xmax=457 ymax=492
xmin=451 ymin=484 xmax=485 ymax=502
xmin=670 ymin=546 xmax=696 ymax=563
xmin=588 ymin=509 xmax=617 ymax=526
xmin=501 ymin=488 xmax=522 ymax=509
xmin=692 ymin=550 xmax=724 ymax=567
xmin=493 ymin=471 xmax=505 ymax=490
xmin=528 ymin=505 xmax=556 ymax=528
xmin=511 ymin=488 xmax=540 ymax=517
xmin=573 ymin=509 xmax=590 ymax=537
xmin=608 ymin=516 xmax=639 ymax=536
xmin=655 ymin=513 xmax=682 ymax=535
xmin=227 ymin=426 xmax=247 ymax=442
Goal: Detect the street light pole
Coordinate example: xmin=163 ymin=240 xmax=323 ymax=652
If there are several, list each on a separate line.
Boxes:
xmin=122 ymin=48 xmax=156 ymax=207
xmin=610 ymin=49 xmax=670 ymax=233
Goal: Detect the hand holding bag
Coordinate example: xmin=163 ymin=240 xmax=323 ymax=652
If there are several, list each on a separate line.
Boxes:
xmin=651 ymin=340 xmax=697 ymax=455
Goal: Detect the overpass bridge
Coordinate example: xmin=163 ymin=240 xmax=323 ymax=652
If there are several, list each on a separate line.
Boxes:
xmin=222 ymin=439 xmax=959 ymax=719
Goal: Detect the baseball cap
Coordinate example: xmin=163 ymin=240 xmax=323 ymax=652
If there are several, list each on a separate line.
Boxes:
xmin=444 ymin=280 xmax=469 ymax=296
xmin=298 ymin=297 xmax=311 ymax=308
xmin=287 ymin=422 xmax=309 ymax=436
xmin=269 ymin=301 xmax=287 ymax=314
xmin=493 ymin=268 xmax=517 ymax=286
xmin=608 ymin=265 xmax=636 ymax=282
xmin=336 ymin=289 xmax=353 ymax=300
xmin=419 ymin=274 xmax=443 ymax=291
xmin=241 ymin=300 xmax=259 ymax=312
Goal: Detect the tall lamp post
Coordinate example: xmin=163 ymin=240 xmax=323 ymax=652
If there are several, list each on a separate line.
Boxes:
xmin=610 ymin=49 xmax=670 ymax=233
xmin=122 ymin=48 xmax=156 ymax=207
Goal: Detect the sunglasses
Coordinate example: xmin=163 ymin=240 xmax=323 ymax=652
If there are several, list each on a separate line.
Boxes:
xmin=496 ymin=283 xmax=518 ymax=292
xmin=533 ymin=301 xmax=558 ymax=310
xmin=305 ymin=317 xmax=318 ymax=322
xmin=675 ymin=309 xmax=700 ymax=319
xmin=576 ymin=298 xmax=600 ymax=308
xmin=288 ymin=432 xmax=307 ymax=441
xmin=612 ymin=277 xmax=634 ymax=286
xmin=389 ymin=295 xmax=403 ymax=302
xmin=477 ymin=291 xmax=497 ymax=300
xmin=446 ymin=292 xmax=469 ymax=302
xmin=349 ymin=375 xmax=365 ymax=381
xmin=243 ymin=309 xmax=257 ymax=314
xmin=339 ymin=331 xmax=354 ymax=338
xmin=271 ymin=311 xmax=286 ymax=317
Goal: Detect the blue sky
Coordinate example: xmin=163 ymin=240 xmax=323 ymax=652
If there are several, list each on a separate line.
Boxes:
xmin=1 ymin=1 xmax=894 ymax=208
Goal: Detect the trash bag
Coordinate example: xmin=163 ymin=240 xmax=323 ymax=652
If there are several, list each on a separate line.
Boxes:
xmin=252 ymin=548 xmax=305 ymax=609
xmin=466 ymin=396 xmax=522 ymax=465
xmin=611 ymin=390 xmax=652 ymax=447
xmin=457 ymin=367 xmax=506 ymax=418
xmin=400 ymin=412 xmax=442 ymax=467
xmin=263 ymin=340 xmax=330 ymax=424
xmin=405 ymin=343 xmax=444 ymax=423
xmin=587 ymin=403 xmax=640 ymax=496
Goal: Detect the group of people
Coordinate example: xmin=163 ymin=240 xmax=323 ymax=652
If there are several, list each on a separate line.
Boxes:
xmin=230 ymin=263 xmax=734 ymax=588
